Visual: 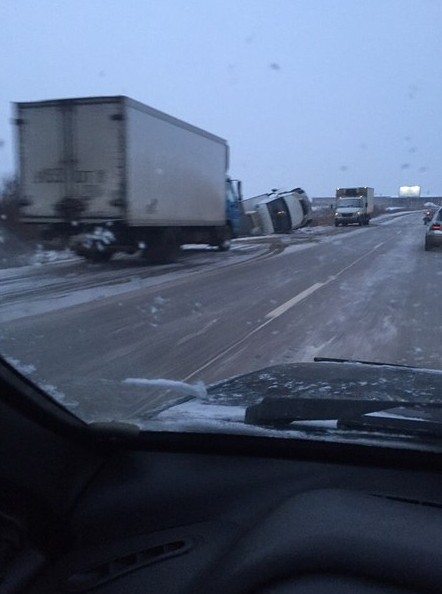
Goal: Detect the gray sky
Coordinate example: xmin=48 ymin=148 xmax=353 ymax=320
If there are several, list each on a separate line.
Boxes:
xmin=1 ymin=0 xmax=441 ymax=197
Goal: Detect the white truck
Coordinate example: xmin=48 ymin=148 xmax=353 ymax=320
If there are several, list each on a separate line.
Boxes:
xmin=334 ymin=187 xmax=374 ymax=227
xmin=14 ymin=96 xmax=242 ymax=263
xmin=242 ymin=188 xmax=312 ymax=235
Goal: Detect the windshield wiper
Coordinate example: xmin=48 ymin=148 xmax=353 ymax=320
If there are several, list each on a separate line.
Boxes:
xmin=245 ymin=398 xmax=442 ymax=438
xmin=313 ymin=356 xmax=417 ymax=369
xmin=341 ymin=406 xmax=442 ymax=438
xmin=245 ymin=398 xmax=395 ymax=426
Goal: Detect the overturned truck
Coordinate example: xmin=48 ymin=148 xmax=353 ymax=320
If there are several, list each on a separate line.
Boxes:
xmin=242 ymin=188 xmax=312 ymax=235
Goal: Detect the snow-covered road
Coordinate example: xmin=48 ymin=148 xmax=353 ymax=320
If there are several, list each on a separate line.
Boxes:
xmin=1 ymin=212 xmax=440 ymax=421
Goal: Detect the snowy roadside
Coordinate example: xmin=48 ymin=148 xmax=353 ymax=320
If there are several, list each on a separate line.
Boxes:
xmin=0 ymin=224 xmax=327 ymax=272
xmin=0 ymin=209 xmax=419 ymax=273
xmin=0 ymin=223 xmax=77 ymax=270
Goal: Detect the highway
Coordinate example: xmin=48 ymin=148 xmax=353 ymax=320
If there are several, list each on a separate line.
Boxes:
xmin=1 ymin=212 xmax=440 ymax=421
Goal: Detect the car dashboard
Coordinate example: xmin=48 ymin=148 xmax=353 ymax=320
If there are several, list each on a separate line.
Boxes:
xmin=1 ymin=363 xmax=442 ymax=594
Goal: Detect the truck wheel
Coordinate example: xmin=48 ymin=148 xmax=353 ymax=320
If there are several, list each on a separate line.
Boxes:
xmin=334 ymin=221 xmax=339 ymax=227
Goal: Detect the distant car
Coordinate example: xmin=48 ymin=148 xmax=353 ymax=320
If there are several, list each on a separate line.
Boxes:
xmin=425 ymin=207 xmax=442 ymax=250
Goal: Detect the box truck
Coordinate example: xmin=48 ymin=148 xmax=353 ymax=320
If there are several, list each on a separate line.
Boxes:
xmin=14 ymin=96 xmax=242 ymax=262
xmin=334 ymin=187 xmax=374 ymax=226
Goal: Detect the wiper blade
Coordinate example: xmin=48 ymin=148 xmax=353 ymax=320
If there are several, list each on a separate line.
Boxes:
xmin=341 ymin=406 xmax=442 ymax=438
xmin=313 ymin=356 xmax=417 ymax=369
xmin=245 ymin=398 xmax=397 ymax=427
xmin=245 ymin=397 xmax=442 ymax=438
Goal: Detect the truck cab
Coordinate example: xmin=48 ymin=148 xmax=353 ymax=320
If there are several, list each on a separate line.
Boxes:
xmin=226 ymin=177 xmax=242 ymax=239
xmin=334 ymin=187 xmax=374 ymax=227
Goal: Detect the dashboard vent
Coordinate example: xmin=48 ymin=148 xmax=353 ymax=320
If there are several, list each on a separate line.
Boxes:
xmin=63 ymin=539 xmax=193 ymax=592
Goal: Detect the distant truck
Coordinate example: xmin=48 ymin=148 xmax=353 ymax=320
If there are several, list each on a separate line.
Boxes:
xmin=334 ymin=187 xmax=374 ymax=226
xmin=242 ymin=188 xmax=312 ymax=235
xmin=14 ymin=96 xmax=242 ymax=263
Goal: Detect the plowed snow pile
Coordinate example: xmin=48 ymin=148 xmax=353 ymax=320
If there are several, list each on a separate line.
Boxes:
xmin=0 ymin=224 xmax=71 ymax=268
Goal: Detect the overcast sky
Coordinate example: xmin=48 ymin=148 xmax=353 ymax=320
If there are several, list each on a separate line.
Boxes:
xmin=1 ymin=0 xmax=441 ymax=197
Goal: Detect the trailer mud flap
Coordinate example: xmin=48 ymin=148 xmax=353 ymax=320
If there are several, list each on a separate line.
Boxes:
xmin=142 ymin=228 xmax=181 ymax=264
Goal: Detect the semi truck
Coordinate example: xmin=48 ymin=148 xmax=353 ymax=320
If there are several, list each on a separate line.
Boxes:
xmin=14 ymin=96 xmax=242 ymax=263
xmin=334 ymin=187 xmax=374 ymax=226
xmin=242 ymin=188 xmax=312 ymax=235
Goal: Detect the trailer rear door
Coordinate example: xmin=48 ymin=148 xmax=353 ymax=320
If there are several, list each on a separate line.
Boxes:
xmin=17 ymin=104 xmax=65 ymax=222
xmin=16 ymin=99 xmax=125 ymax=223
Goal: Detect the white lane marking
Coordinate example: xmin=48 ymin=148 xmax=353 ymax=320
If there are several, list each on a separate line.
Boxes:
xmin=185 ymin=240 xmax=387 ymax=380
xmin=265 ymin=241 xmax=386 ymax=322
xmin=184 ymin=313 xmax=277 ymax=380
xmin=177 ymin=318 xmax=219 ymax=346
xmin=265 ymin=282 xmax=324 ymax=320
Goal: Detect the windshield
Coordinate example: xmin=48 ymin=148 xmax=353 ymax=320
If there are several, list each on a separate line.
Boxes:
xmin=336 ymin=198 xmax=364 ymax=208
xmin=1 ymin=1 xmax=442 ymax=448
